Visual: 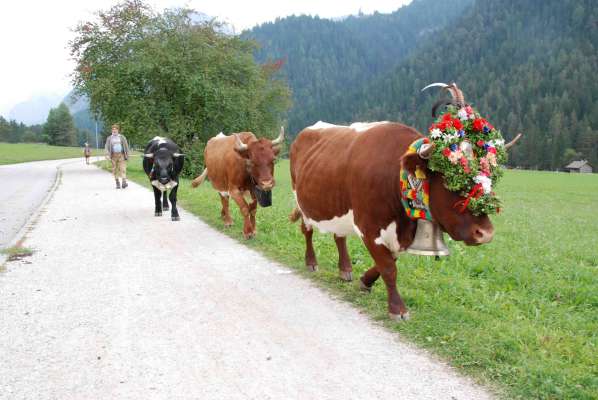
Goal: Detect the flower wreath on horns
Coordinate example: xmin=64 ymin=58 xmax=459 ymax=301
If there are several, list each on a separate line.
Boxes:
xmin=416 ymin=82 xmax=522 ymax=216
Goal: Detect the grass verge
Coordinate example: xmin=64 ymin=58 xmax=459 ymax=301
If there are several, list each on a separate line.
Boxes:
xmin=0 ymin=142 xmax=102 ymax=165
xmin=100 ymin=159 xmax=598 ymax=399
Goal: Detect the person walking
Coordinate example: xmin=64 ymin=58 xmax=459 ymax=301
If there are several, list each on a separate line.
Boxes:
xmin=104 ymin=124 xmax=130 ymax=189
xmin=84 ymin=142 xmax=92 ymax=165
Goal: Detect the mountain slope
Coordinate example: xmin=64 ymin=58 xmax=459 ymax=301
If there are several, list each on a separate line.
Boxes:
xmin=244 ymin=0 xmax=474 ymax=134
xmin=336 ymin=0 xmax=598 ymax=169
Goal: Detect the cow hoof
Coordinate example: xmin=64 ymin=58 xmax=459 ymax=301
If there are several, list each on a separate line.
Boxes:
xmin=243 ymin=233 xmax=254 ymax=240
xmin=155 ymin=212 xmax=162 ymax=217
xmin=224 ymin=221 xmax=233 ymax=228
xmin=171 ymin=216 xmax=180 ymax=221
xmin=163 ymin=206 xmax=170 ymax=211
xmin=306 ymin=264 xmax=318 ymax=272
xmin=359 ymin=278 xmax=372 ymax=293
xmin=389 ymin=312 xmax=410 ymax=322
xmin=339 ymin=270 xmax=353 ymax=282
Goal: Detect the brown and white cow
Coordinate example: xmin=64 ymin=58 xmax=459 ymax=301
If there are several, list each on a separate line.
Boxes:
xmin=191 ymin=129 xmax=284 ymax=239
xmin=290 ymin=118 xmax=518 ymax=321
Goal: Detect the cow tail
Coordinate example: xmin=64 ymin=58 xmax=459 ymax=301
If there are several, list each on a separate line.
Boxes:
xmin=289 ymin=207 xmax=302 ymax=223
xmin=191 ymin=168 xmax=208 ymax=188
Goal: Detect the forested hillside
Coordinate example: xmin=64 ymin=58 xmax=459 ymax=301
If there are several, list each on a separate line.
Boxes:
xmin=248 ymin=0 xmax=597 ymax=170
xmin=244 ymin=0 xmax=474 ymax=134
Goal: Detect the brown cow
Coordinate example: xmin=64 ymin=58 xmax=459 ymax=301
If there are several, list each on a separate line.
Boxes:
xmin=290 ymin=99 xmax=519 ymax=320
xmin=191 ymin=128 xmax=284 ymax=239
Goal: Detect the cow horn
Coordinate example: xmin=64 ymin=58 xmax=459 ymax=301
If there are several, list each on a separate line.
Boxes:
xmin=418 ymin=143 xmax=435 ymax=159
xmin=421 ymin=82 xmax=450 ymax=92
xmin=271 ymin=126 xmax=285 ymax=146
xmin=505 ymin=133 xmax=522 ymax=150
xmin=173 ymin=152 xmax=185 ymax=157
xmin=234 ymin=134 xmax=248 ymax=151
xmin=143 ymin=153 xmax=154 ymax=158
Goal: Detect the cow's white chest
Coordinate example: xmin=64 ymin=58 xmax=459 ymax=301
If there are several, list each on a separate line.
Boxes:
xmin=294 ymin=191 xmax=362 ymax=237
xmin=374 ymin=221 xmax=403 ymax=258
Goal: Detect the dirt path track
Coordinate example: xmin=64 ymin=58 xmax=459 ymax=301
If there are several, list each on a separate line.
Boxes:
xmin=0 ymin=161 xmax=493 ymax=399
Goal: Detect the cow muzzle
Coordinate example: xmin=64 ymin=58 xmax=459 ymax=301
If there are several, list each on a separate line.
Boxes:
xmin=466 ymin=225 xmax=494 ymax=245
xmin=151 ymin=179 xmax=178 ymax=192
xmin=259 ymin=179 xmax=274 ymax=191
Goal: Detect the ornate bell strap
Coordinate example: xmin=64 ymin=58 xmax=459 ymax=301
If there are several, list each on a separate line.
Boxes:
xmin=400 ymin=138 xmax=433 ymax=222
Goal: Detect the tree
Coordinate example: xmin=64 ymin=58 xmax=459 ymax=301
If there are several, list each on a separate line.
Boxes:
xmin=44 ymin=103 xmax=77 ymax=146
xmin=70 ymin=0 xmax=290 ymax=176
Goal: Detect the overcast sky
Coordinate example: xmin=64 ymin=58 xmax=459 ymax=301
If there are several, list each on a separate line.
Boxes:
xmin=0 ymin=0 xmax=411 ymax=118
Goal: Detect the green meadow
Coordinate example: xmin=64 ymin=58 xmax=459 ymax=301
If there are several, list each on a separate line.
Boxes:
xmin=0 ymin=142 xmax=101 ymax=165
xmin=109 ymin=159 xmax=597 ymax=400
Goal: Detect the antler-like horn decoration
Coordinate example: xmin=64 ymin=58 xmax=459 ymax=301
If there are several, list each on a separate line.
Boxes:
xmin=447 ymin=82 xmax=465 ymax=106
xmin=271 ymin=126 xmax=284 ymax=146
xmin=234 ymin=134 xmax=248 ymax=151
xmin=418 ymin=143 xmax=435 ymax=159
xmin=422 ymin=82 xmax=466 ymax=107
xmin=504 ymin=133 xmax=522 ymax=150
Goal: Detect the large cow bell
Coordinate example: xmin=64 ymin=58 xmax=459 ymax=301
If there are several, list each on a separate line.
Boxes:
xmin=406 ymin=219 xmax=449 ymax=256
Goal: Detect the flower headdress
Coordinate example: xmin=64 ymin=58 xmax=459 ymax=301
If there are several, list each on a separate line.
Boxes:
xmin=420 ymin=83 xmax=521 ymax=216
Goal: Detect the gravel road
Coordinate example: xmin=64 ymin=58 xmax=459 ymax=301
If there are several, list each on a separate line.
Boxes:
xmin=0 ymin=161 xmax=494 ymax=399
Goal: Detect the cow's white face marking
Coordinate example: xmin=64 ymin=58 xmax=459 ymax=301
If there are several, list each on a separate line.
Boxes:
xmin=349 ymin=121 xmax=389 ymax=133
xmin=151 ymin=180 xmax=178 ymax=192
xmin=219 ymin=191 xmax=229 ymax=197
xmin=293 ymin=191 xmax=362 ymax=237
xmin=374 ymin=221 xmax=403 ymax=258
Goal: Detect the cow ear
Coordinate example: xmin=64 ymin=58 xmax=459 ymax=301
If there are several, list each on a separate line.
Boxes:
xmin=272 ymin=146 xmax=281 ymax=157
xmin=401 ymin=152 xmax=428 ymax=175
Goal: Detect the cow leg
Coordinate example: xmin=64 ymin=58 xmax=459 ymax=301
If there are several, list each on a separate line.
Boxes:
xmin=248 ymin=191 xmax=258 ymax=235
xmin=162 ymin=191 xmax=169 ymax=211
xmin=301 ymin=221 xmax=318 ymax=272
xmin=219 ymin=194 xmax=233 ymax=227
xmin=169 ymin=184 xmax=180 ymax=221
xmin=359 ymin=266 xmax=380 ymax=292
xmin=364 ymin=239 xmax=409 ymax=321
xmin=153 ymin=186 xmax=162 ymax=216
xmin=230 ymin=190 xmax=253 ymax=239
xmin=334 ymin=235 xmax=352 ymax=281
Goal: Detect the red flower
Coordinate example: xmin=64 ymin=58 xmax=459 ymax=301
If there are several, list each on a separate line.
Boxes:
xmin=422 ymin=137 xmax=430 ymax=144
xmin=488 ymin=147 xmax=497 ymax=154
xmin=453 ymin=118 xmax=463 ymax=131
xmin=442 ymin=148 xmax=451 ymax=157
xmin=442 ymin=113 xmax=453 ymax=122
xmin=437 ymin=121 xmax=447 ymax=131
xmin=477 ymin=140 xmax=485 ymax=147
xmin=472 ymin=118 xmax=486 ymax=131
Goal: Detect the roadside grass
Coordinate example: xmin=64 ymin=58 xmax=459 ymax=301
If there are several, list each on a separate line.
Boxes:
xmin=1 ymin=246 xmax=34 ymax=261
xmin=101 ymin=159 xmax=598 ymax=399
xmin=0 ymin=142 xmax=102 ymax=165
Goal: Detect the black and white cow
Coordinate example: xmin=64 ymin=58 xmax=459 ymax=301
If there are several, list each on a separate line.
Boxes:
xmin=142 ymin=137 xmax=184 ymax=221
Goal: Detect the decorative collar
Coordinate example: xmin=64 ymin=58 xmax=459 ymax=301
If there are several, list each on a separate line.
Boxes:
xmin=400 ymin=138 xmax=433 ymax=221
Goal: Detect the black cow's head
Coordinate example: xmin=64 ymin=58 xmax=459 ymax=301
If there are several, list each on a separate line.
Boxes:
xmin=144 ymin=146 xmax=184 ymax=190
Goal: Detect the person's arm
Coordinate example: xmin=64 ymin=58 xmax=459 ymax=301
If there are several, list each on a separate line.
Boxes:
xmin=104 ymin=137 xmax=111 ymax=159
xmin=122 ymin=135 xmax=130 ymax=159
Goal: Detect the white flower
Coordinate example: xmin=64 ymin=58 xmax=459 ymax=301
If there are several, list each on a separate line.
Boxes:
xmin=457 ymin=108 xmax=469 ymax=121
xmin=430 ymin=128 xmax=443 ymax=139
xmin=474 ymin=175 xmax=493 ymax=194
xmin=488 ymin=139 xmax=505 ymax=147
